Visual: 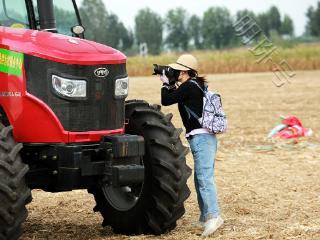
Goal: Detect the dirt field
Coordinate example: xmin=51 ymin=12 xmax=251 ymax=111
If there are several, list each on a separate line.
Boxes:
xmin=22 ymin=71 xmax=320 ymax=240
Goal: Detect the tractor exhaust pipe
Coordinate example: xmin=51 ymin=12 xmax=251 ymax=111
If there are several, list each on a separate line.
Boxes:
xmin=37 ymin=0 xmax=57 ymax=32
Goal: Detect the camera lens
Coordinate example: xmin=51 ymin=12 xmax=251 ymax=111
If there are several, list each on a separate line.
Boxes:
xmin=153 ymin=64 xmax=167 ymax=75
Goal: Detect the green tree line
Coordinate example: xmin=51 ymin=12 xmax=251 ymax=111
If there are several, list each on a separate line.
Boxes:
xmin=306 ymin=1 xmax=320 ymax=36
xmin=78 ymin=0 xmax=320 ymax=55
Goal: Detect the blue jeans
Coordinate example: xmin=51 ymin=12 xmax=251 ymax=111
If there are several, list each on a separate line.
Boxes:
xmin=188 ymin=133 xmax=220 ymax=221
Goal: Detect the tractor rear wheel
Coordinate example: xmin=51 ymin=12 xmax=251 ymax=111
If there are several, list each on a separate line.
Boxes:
xmin=0 ymin=124 xmax=32 ymax=240
xmin=90 ymin=100 xmax=192 ymax=235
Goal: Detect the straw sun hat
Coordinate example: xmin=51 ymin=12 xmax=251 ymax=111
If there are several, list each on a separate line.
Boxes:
xmin=169 ymin=54 xmax=199 ymax=72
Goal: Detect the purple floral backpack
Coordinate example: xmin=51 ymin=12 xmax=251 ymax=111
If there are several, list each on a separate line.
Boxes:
xmin=184 ymin=80 xmax=227 ymax=134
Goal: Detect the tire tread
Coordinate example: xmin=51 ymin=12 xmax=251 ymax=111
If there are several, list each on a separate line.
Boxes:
xmin=90 ymin=101 xmax=191 ymax=235
xmin=0 ymin=125 xmax=31 ymax=240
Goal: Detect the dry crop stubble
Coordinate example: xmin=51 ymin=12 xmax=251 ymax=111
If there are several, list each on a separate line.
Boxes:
xmin=127 ymin=44 xmax=320 ymax=77
xmin=23 ymin=71 xmax=320 ymax=240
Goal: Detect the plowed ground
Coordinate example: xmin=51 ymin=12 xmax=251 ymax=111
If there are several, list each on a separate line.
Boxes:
xmin=22 ymin=71 xmax=320 ymax=240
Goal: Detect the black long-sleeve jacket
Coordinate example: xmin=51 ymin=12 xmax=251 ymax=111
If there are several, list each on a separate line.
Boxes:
xmin=161 ymin=79 xmax=204 ymax=134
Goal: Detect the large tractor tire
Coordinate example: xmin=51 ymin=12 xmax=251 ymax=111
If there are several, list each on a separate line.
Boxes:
xmin=90 ymin=100 xmax=192 ymax=235
xmin=0 ymin=124 xmax=32 ymax=240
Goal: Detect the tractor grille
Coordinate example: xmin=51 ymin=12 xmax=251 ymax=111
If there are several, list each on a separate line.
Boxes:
xmin=24 ymin=55 xmax=126 ymax=132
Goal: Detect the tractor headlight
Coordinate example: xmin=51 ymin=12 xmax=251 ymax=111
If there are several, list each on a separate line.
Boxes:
xmin=52 ymin=75 xmax=87 ymax=99
xmin=115 ymin=77 xmax=129 ymax=98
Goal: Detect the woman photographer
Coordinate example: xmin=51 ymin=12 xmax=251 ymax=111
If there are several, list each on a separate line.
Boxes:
xmin=160 ymin=54 xmax=223 ymax=236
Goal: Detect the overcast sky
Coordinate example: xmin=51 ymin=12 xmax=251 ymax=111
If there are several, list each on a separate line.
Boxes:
xmin=99 ymin=0 xmax=318 ymax=36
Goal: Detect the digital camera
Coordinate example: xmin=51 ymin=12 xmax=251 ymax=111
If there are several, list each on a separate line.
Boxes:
xmin=152 ymin=64 xmax=180 ymax=85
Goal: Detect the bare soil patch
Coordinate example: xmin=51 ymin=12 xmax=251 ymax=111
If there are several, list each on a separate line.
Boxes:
xmin=22 ymin=71 xmax=320 ymax=240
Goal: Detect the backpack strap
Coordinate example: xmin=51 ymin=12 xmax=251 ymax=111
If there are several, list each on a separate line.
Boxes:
xmin=183 ymin=105 xmax=200 ymax=120
xmin=189 ymin=79 xmax=206 ymax=93
xmin=182 ymin=79 xmax=204 ymax=120
xmin=189 ymin=79 xmax=213 ymax=102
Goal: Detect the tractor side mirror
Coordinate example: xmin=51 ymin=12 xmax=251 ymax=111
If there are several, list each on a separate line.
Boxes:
xmin=71 ymin=25 xmax=85 ymax=38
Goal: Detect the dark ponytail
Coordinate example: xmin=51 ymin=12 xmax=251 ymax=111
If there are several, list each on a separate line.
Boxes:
xmin=195 ymin=76 xmax=207 ymax=83
xmin=188 ymin=70 xmax=207 ymax=83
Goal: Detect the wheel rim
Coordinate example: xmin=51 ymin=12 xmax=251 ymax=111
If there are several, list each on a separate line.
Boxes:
xmin=101 ymin=157 xmax=144 ymax=212
xmin=102 ymin=183 xmax=143 ymax=211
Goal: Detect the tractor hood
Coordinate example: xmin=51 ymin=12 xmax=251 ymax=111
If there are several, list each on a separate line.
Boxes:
xmin=0 ymin=27 xmax=126 ymax=65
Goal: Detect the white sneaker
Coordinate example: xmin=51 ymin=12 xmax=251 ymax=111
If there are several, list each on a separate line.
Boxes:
xmin=201 ymin=216 xmax=224 ymax=237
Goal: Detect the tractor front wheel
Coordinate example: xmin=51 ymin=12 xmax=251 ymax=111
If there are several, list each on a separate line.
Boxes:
xmin=0 ymin=124 xmax=32 ymax=240
xmin=89 ymin=100 xmax=191 ymax=235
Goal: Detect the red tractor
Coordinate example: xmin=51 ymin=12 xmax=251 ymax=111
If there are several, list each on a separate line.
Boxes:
xmin=0 ymin=1 xmax=191 ymax=239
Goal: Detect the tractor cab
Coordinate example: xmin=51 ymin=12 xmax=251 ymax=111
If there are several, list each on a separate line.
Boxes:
xmin=0 ymin=0 xmax=83 ymax=36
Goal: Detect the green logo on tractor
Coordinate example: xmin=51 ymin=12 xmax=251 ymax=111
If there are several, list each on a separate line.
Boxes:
xmin=0 ymin=49 xmax=24 ymax=76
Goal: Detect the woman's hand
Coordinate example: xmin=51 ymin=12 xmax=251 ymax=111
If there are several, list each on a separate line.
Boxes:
xmin=160 ymin=70 xmax=169 ymax=85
